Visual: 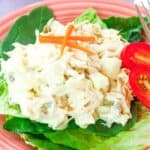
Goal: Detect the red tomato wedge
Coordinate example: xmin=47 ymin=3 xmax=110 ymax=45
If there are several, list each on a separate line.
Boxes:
xmin=121 ymin=42 xmax=150 ymax=69
xmin=129 ymin=66 xmax=150 ymax=108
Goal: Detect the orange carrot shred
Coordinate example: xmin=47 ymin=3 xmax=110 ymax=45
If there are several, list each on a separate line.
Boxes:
xmin=39 ymin=38 xmax=94 ymax=55
xmin=67 ymin=41 xmax=94 ymax=55
xmin=60 ymin=24 xmax=74 ymax=56
xmin=39 ymin=25 xmax=95 ymax=56
xmin=39 ymin=35 xmax=95 ymax=42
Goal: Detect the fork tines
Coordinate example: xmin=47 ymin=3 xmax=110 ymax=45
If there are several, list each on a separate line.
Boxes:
xmin=135 ymin=0 xmax=150 ymax=41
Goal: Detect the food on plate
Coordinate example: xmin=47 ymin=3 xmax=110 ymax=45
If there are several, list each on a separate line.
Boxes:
xmin=120 ymin=42 xmax=150 ymax=109
xmin=121 ymin=42 xmax=150 ymax=69
xmin=129 ymin=66 xmax=150 ymax=109
xmin=0 ymin=6 xmax=150 ymax=150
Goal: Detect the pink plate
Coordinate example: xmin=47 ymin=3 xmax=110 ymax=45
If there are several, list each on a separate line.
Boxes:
xmin=0 ymin=0 xmax=137 ymax=149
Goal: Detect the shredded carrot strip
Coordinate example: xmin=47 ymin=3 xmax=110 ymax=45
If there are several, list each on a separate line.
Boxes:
xmin=39 ymin=25 xmax=95 ymax=56
xmin=39 ymin=39 xmax=94 ymax=55
xmin=39 ymin=36 xmax=60 ymax=43
xmin=67 ymin=41 xmax=94 ymax=55
xmin=39 ymin=35 xmax=95 ymax=42
xmin=61 ymin=24 xmax=74 ymax=56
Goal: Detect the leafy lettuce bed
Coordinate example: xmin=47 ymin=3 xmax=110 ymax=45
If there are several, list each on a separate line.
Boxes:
xmin=0 ymin=6 xmax=150 ymax=150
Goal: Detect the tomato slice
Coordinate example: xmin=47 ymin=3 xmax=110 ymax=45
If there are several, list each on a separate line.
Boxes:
xmin=121 ymin=42 xmax=150 ymax=69
xmin=129 ymin=66 xmax=150 ymax=108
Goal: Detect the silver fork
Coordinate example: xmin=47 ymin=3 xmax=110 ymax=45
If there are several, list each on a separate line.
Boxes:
xmin=135 ymin=0 xmax=150 ymax=41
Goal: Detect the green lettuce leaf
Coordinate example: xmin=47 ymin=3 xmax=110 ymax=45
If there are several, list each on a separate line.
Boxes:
xmin=103 ymin=17 xmax=142 ymax=42
xmin=75 ymin=8 xmax=107 ymax=29
xmin=0 ymin=75 xmax=8 ymax=97
xmin=44 ymin=117 xmax=150 ymax=150
xmin=21 ymin=134 xmax=72 ymax=150
xmin=75 ymin=8 xmax=142 ymax=42
xmin=0 ymin=6 xmax=54 ymax=59
xmin=103 ymin=104 xmax=150 ymax=150
xmin=0 ymin=76 xmax=22 ymax=116
xmin=45 ymin=128 xmax=106 ymax=150
xmin=4 ymin=117 xmax=105 ymax=150
xmin=104 ymin=118 xmax=150 ymax=150
xmin=3 ymin=117 xmax=52 ymax=134
xmin=37 ymin=117 xmax=150 ymax=150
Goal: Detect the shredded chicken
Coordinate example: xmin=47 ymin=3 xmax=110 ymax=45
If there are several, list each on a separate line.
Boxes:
xmin=1 ymin=20 xmax=133 ymax=129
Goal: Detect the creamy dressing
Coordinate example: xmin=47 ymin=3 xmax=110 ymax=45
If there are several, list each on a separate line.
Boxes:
xmin=1 ymin=20 xmax=133 ymax=130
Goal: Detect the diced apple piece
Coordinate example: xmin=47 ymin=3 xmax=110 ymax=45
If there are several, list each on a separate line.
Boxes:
xmin=90 ymin=72 xmax=109 ymax=92
xmin=101 ymin=57 xmax=121 ymax=79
